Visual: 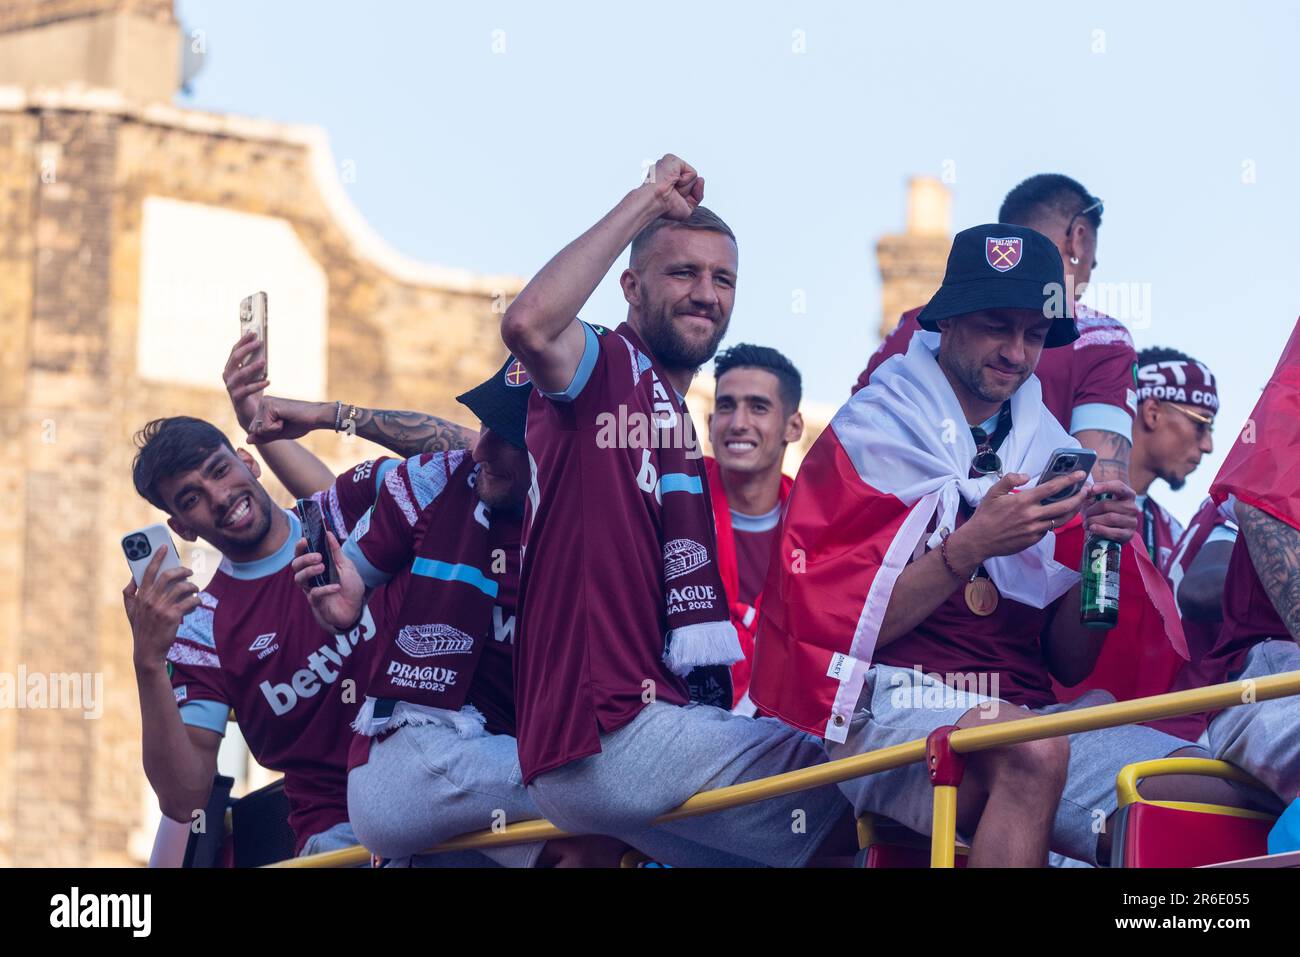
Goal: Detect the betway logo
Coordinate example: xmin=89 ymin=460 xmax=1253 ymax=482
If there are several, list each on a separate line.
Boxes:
xmin=260 ymin=608 xmax=376 ymax=716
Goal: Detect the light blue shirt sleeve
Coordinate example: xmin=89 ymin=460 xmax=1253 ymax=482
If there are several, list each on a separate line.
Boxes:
xmin=1206 ymin=524 xmax=1239 ymax=546
xmin=179 ymin=699 xmax=229 ymax=736
xmin=1069 ymin=402 xmax=1134 ymax=443
xmin=342 ymin=525 xmax=393 ymax=590
xmin=542 ymin=321 xmax=600 ymax=402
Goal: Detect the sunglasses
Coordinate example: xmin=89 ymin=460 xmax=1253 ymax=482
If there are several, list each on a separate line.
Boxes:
xmin=1065 ymin=198 xmax=1104 ymax=239
xmin=969 ymin=424 xmax=1003 ymax=477
xmin=1165 ymin=401 xmax=1215 ymax=436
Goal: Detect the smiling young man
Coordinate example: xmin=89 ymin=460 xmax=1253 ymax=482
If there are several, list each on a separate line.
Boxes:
xmin=705 ymin=344 xmax=803 ymax=711
xmin=755 ymin=224 xmax=1240 ymax=867
xmin=124 ymin=416 xmax=404 ymax=857
xmin=500 ymin=153 xmax=853 ymax=867
xmin=855 ymin=175 xmax=1137 ymax=486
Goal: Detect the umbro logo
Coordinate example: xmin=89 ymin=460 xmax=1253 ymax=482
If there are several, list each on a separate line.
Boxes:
xmin=250 ymin=633 xmax=280 ymax=659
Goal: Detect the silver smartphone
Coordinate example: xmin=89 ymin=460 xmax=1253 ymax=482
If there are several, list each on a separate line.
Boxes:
xmin=1034 ymin=448 xmax=1097 ymax=505
xmin=239 ymin=291 xmax=268 ymax=369
xmin=122 ymin=524 xmax=182 ymax=587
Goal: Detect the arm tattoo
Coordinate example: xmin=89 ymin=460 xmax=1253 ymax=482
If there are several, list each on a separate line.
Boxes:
xmin=1239 ymin=503 xmax=1300 ymax=641
xmin=351 ymin=408 xmax=474 ymax=458
xmin=1076 ymin=429 xmax=1131 ymax=485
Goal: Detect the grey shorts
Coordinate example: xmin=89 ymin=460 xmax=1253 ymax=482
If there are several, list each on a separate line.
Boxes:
xmin=527 ymin=701 xmax=851 ymax=867
xmin=347 ymin=724 xmax=546 ymax=868
xmin=1204 ymin=639 xmax=1300 ymax=805
xmin=298 ymin=820 xmax=358 ymax=857
xmin=825 ymin=663 xmax=1198 ymax=865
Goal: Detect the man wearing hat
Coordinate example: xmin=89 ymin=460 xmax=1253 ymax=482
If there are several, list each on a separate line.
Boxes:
xmin=855 ymin=175 xmax=1138 ymax=488
xmin=1124 ymin=347 xmax=1227 ymax=742
xmin=1128 ymin=346 xmax=1220 ymax=576
xmin=752 ymin=224 xmax=1242 ymax=866
xmin=287 ymin=358 xmax=624 ymax=866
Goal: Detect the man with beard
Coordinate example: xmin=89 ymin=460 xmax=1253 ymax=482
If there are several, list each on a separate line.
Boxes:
xmin=855 ymin=175 xmax=1137 ymax=485
xmin=290 ymin=358 xmax=624 ymax=867
xmin=1128 ymin=347 xmax=1219 ymax=573
xmin=498 ymin=154 xmax=858 ymax=866
xmin=756 ymin=224 xmax=1245 ymax=866
xmin=704 ymin=344 xmax=803 ymax=712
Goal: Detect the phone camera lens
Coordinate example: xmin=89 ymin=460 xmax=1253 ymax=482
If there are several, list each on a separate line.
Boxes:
xmin=125 ymin=535 xmax=151 ymax=560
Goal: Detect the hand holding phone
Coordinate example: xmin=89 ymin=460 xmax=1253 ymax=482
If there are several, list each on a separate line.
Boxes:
xmin=295 ymin=498 xmax=337 ymax=589
xmin=239 ymin=292 xmax=268 ymax=368
xmin=121 ymin=525 xmax=198 ymax=664
xmin=1033 ymin=448 xmax=1097 ymax=505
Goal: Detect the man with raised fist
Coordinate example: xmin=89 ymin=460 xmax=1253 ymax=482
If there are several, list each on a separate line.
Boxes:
xmin=501 ymin=154 xmax=854 ymax=866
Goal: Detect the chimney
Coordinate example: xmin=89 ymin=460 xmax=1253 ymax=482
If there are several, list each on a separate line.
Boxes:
xmin=874 ymin=177 xmax=952 ymax=339
xmin=0 ymin=0 xmax=180 ymax=103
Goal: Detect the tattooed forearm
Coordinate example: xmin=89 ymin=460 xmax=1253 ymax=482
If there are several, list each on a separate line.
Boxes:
xmin=1075 ymin=429 xmax=1131 ymax=485
xmin=352 ymin=408 xmax=477 ymax=458
xmin=1238 ymin=502 xmax=1300 ymax=641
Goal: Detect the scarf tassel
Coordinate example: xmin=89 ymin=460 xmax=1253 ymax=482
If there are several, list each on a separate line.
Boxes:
xmin=663 ymin=621 xmax=744 ymax=677
xmin=351 ymin=697 xmax=489 ymax=739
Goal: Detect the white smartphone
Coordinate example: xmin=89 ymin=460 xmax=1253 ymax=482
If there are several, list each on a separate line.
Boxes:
xmin=239 ymin=291 xmax=268 ymax=368
xmin=1033 ymin=448 xmax=1098 ymax=505
xmin=122 ymin=524 xmax=182 ymax=587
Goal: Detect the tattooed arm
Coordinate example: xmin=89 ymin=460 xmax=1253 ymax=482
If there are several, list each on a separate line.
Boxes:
xmin=247 ymin=397 xmax=478 ymax=459
xmin=1238 ymin=502 xmax=1300 ymax=641
xmin=1074 ymin=429 xmax=1131 ymax=485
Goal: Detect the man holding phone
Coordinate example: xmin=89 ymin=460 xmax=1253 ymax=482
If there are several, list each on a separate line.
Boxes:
xmin=120 ymin=331 xmax=486 ymax=860
xmin=290 ymin=359 xmax=624 ymax=867
xmin=755 ymin=224 xmax=1246 ymax=866
xmin=123 ymin=415 xmax=405 ymax=857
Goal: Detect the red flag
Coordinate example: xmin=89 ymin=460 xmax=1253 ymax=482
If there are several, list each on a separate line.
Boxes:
xmin=1211 ymin=316 xmax=1300 ymax=533
xmin=749 ymin=431 xmax=916 ymax=739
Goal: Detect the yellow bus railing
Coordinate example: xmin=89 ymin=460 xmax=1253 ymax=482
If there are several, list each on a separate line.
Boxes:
xmin=268 ymin=669 xmax=1300 ymax=868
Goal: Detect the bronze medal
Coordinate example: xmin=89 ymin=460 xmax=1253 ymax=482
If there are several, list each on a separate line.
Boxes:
xmin=964 ymin=577 xmax=1000 ymax=616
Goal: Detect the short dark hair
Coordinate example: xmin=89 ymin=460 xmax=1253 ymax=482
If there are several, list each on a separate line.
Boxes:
xmin=999 ymin=174 xmax=1102 ymax=231
xmin=713 ymin=343 xmax=802 ymax=413
xmin=1137 ymin=345 xmax=1195 ymax=368
xmin=629 ymin=205 xmax=736 ymax=268
xmin=132 ymin=416 xmax=234 ymax=512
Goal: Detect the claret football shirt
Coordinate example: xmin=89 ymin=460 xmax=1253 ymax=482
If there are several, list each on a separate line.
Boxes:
xmin=165 ymin=459 xmax=402 ymax=852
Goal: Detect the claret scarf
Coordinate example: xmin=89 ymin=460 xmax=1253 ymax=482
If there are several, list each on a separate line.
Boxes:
xmin=615 ymin=323 xmax=744 ymax=680
xmin=352 ymin=452 xmax=498 ymax=737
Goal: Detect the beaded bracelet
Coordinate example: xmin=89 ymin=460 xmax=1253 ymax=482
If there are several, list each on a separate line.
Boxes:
xmin=938 ymin=528 xmax=963 ymax=581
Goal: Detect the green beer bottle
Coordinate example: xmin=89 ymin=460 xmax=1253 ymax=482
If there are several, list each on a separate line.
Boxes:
xmin=1081 ymin=493 xmax=1121 ymax=628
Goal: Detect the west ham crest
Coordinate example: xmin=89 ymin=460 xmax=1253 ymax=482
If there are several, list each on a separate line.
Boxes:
xmin=504 ymin=359 xmax=531 ymax=387
xmin=985 ymin=237 xmax=1022 ymax=272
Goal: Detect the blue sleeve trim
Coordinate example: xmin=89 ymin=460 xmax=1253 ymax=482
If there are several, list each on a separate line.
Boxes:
xmin=542 ymin=322 xmax=599 ymax=402
xmin=1206 ymin=525 xmax=1239 ymax=546
xmin=1069 ymin=402 xmax=1134 ymax=443
xmin=343 ymin=534 xmax=392 ymax=589
xmin=659 ymin=473 xmax=704 ymax=495
xmin=179 ymin=699 xmax=229 ymax=736
xmin=373 ymin=457 xmax=399 ymax=493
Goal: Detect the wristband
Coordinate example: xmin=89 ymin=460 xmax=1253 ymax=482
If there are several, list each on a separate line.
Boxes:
xmin=333 ymin=400 xmax=344 ymax=431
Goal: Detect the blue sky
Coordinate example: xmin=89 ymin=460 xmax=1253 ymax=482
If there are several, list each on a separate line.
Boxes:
xmin=176 ymin=1 xmax=1299 ymax=522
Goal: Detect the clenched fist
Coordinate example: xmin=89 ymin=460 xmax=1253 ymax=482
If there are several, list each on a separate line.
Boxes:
xmin=643 ymin=153 xmax=704 ymax=221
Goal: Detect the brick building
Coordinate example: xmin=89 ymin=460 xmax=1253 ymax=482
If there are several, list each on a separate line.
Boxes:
xmin=0 ymin=0 xmax=519 ymax=865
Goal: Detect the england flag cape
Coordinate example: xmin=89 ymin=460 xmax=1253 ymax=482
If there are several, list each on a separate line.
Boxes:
xmin=750 ymin=334 xmax=1188 ymax=742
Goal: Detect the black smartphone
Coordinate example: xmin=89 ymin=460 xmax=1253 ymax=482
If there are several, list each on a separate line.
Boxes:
xmin=294 ymin=498 xmax=337 ymax=589
xmin=1033 ymin=448 xmax=1098 ymax=505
